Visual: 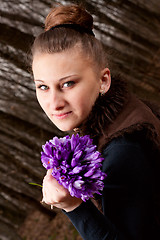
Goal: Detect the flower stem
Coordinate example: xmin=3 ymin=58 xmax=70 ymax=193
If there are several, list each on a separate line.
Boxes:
xmin=29 ymin=182 xmax=42 ymax=188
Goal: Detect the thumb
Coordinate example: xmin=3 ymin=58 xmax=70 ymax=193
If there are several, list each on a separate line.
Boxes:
xmin=46 ymin=168 xmax=53 ymax=176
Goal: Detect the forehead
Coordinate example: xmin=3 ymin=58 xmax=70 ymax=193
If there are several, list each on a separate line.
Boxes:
xmin=32 ymin=48 xmax=94 ymax=79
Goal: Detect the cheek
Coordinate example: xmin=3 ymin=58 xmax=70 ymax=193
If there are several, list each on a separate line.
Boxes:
xmin=36 ymin=92 xmax=48 ymax=111
xmin=74 ymin=89 xmax=99 ymax=115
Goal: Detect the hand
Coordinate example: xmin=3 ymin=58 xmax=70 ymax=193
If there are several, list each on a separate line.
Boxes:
xmin=42 ymin=169 xmax=83 ymax=212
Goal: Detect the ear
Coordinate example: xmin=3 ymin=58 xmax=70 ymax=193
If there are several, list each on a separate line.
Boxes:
xmin=99 ymin=68 xmax=111 ymax=94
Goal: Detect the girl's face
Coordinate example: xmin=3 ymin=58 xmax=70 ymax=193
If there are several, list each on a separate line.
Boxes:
xmin=32 ymin=49 xmax=110 ymax=131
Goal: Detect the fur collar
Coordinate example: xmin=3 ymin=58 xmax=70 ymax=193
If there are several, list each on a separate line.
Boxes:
xmin=75 ymin=75 xmax=160 ymax=152
xmin=77 ymin=75 xmax=128 ymax=143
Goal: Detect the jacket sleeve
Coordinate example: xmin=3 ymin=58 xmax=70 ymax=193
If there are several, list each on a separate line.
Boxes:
xmin=63 ymin=136 xmax=153 ymax=240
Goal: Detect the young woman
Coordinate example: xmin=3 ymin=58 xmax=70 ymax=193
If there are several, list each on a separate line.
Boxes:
xmin=31 ymin=4 xmax=160 ymax=240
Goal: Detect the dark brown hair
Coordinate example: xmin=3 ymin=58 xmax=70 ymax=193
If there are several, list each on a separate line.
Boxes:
xmin=31 ymin=4 xmax=108 ymax=70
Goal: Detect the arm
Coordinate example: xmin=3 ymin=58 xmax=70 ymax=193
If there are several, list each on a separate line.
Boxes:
xmin=64 ymin=199 xmax=118 ymax=240
xmin=43 ymin=136 xmax=153 ymax=240
xmin=64 ymin=136 xmax=153 ymax=240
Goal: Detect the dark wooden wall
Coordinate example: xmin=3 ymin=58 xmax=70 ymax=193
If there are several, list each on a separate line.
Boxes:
xmin=0 ymin=0 xmax=160 ymax=239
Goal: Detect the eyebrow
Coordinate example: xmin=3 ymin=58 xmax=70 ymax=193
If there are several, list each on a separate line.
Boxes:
xmin=34 ymin=74 xmax=78 ymax=83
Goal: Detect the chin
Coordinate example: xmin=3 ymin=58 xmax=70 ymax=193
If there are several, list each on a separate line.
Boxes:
xmin=50 ymin=117 xmax=81 ymax=132
xmin=55 ymin=124 xmax=74 ymax=132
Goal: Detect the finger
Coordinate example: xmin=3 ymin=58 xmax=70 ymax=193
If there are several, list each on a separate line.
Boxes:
xmin=46 ymin=168 xmax=53 ymax=176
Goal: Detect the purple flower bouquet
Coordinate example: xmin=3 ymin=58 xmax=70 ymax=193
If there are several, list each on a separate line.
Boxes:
xmin=41 ymin=134 xmax=107 ymax=201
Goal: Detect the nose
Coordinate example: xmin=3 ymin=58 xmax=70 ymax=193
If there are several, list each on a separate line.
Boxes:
xmin=48 ymin=89 xmax=65 ymax=111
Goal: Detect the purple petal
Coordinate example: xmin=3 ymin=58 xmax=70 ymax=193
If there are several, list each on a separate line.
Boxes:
xmin=73 ymin=180 xmax=84 ymax=189
xmin=84 ymin=168 xmax=95 ymax=177
xmin=42 ymin=143 xmax=52 ymax=156
xmin=41 ymin=133 xmax=107 ymax=201
xmin=69 ymin=166 xmax=84 ymax=174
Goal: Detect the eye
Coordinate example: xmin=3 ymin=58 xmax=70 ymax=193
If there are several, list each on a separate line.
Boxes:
xmin=62 ymin=81 xmax=75 ymax=88
xmin=37 ymin=85 xmax=49 ymax=91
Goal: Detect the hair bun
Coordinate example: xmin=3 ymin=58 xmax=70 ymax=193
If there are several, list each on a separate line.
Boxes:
xmin=45 ymin=4 xmax=94 ymax=32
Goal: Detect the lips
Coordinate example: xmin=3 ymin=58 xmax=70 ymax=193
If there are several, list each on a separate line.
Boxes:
xmin=53 ymin=111 xmax=72 ymax=119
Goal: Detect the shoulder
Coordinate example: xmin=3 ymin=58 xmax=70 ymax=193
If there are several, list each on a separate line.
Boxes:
xmin=103 ymin=135 xmax=144 ymax=154
xmin=102 ymin=135 xmax=149 ymax=181
xmin=102 ymin=135 xmax=147 ymax=161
